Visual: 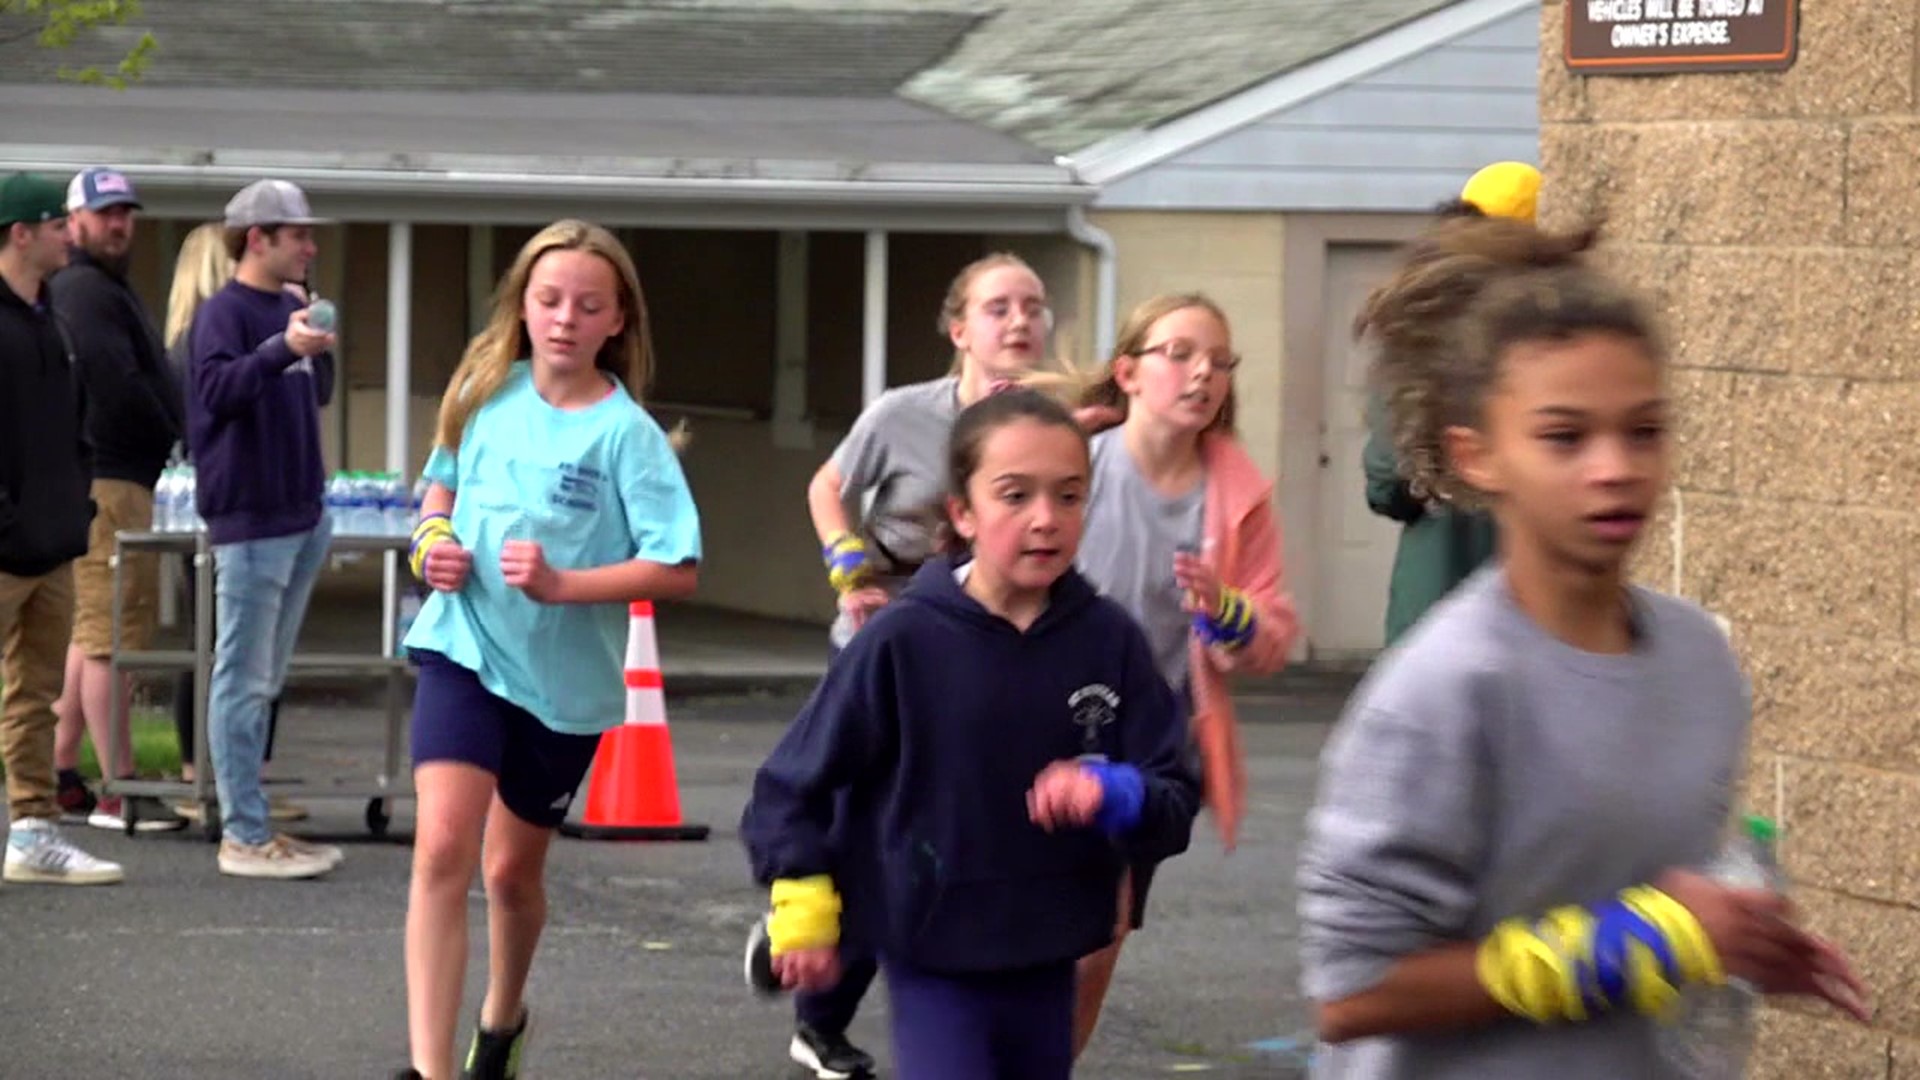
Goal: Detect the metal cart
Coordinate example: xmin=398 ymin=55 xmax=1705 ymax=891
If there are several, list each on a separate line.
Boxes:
xmin=103 ymin=529 xmax=414 ymax=842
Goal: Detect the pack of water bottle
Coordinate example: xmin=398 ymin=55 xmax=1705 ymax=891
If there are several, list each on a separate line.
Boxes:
xmin=1658 ymin=813 xmax=1784 ymax=1079
xmin=150 ymin=465 xmax=205 ymax=532
xmin=325 ymin=470 xmax=419 ymax=538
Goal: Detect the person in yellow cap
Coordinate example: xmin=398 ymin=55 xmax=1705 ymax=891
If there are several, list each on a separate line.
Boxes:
xmin=1359 ymin=163 xmax=1540 ymax=645
xmin=1459 ymin=161 xmax=1542 ymax=224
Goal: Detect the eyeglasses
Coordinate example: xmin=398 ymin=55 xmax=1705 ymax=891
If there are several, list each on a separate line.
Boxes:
xmin=1135 ymin=341 xmax=1239 ymax=373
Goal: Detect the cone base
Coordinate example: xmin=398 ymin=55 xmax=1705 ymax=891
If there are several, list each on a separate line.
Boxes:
xmin=559 ymin=820 xmax=711 ymax=842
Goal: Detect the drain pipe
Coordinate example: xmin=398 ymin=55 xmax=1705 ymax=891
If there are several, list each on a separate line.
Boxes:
xmin=1065 ymin=204 xmax=1117 ymax=362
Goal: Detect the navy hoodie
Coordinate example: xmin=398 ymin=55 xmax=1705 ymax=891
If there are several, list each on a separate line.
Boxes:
xmin=742 ymin=558 xmax=1200 ymax=975
xmin=185 ymin=280 xmax=334 ymax=544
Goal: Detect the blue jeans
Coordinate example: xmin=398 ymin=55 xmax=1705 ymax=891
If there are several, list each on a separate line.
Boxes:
xmin=208 ymin=517 xmax=331 ymax=845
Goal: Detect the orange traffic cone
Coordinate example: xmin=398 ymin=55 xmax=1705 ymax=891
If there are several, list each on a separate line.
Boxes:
xmin=560 ymin=601 xmax=710 ymax=841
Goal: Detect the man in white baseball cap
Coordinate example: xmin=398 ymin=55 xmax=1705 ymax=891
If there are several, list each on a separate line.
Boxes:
xmin=49 ymin=166 xmax=191 ymax=836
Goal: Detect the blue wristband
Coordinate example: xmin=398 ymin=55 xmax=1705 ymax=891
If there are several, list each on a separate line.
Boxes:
xmin=1084 ymin=762 xmax=1145 ymax=835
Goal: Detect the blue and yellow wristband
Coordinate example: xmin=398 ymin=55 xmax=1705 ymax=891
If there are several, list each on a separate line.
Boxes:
xmin=408 ymin=512 xmax=455 ymax=582
xmin=822 ymin=532 xmax=872 ymax=594
xmin=1476 ymin=885 xmax=1724 ymax=1025
xmin=1194 ymin=586 xmax=1257 ymax=650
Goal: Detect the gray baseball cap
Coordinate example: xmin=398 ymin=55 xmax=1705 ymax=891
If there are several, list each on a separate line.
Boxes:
xmin=224 ymin=179 xmax=330 ymax=229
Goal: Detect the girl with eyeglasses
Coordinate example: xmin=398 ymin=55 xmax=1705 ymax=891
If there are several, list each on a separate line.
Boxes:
xmin=1053 ymin=292 xmax=1302 ymax=1058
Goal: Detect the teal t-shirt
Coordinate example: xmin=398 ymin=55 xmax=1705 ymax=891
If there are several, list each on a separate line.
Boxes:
xmin=402 ymin=362 xmax=702 ymax=734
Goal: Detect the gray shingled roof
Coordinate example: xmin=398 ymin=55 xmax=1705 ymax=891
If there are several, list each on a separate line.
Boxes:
xmin=1 ymin=0 xmax=1459 ymax=159
xmin=906 ymin=0 xmax=1459 ymax=152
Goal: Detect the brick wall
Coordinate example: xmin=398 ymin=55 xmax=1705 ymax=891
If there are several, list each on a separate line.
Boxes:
xmin=1540 ymin=1 xmax=1920 ymax=1072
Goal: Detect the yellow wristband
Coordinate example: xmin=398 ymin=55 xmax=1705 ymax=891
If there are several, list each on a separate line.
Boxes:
xmin=767 ymin=874 xmax=841 ymax=956
xmin=1477 ymin=916 xmax=1585 ymax=1024
xmin=408 ymin=516 xmax=454 ymax=581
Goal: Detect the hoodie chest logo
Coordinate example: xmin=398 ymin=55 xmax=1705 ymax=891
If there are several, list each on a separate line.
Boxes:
xmin=1069 ymin=683 xmax=1120 ymax=754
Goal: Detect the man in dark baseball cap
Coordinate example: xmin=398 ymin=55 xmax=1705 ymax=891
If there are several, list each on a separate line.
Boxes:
xmin=0 ymin=171 xmax=69 ymax=231
xmin=0 ymin=172 xmax=125 ymax=884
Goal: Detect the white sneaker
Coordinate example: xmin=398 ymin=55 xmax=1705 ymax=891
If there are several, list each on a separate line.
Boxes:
xmin=4 ymin=818 xmax=125 ymax=885
xmin=281 ymin=833 xmax=344 ymax=870
xmin=217 ymin=833 xmax=338 ymax=880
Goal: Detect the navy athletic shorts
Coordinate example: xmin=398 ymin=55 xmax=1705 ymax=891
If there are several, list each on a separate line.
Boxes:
xmin=408 ymin=649 xmax=602 ymax=828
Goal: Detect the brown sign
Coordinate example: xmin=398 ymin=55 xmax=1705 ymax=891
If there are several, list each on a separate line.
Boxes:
xmin=1565 ymin=0 xmax=1798 ymax=75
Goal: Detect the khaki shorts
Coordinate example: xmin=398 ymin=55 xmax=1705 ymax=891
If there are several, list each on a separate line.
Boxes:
xmin=71 ymin=478 xmax=159 ymax=657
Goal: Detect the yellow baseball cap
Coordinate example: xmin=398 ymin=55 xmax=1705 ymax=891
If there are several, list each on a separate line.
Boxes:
xmin=1460 ymin=162 xmax=1541 ymax=223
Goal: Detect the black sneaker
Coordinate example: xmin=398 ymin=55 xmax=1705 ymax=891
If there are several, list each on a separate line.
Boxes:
xmin=745 ymin=915 xmax=783 ymax=996
xmin=55 ymin=774 xmax=96 ymax=823
xmin=391 ymin=1071 xmax=426 ymax=1080
xmin=90 ymin=795 xmax=190 ymax=833
xmin=462 ymin=1008 xmax=530 ymax=1080
xmin=790 ymin=1024 xmax=875 ymax=1080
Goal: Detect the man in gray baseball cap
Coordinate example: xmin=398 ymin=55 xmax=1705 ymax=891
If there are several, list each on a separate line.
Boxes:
xmin=224 ymin=179 xmax=328 ymax=231
xmin=191 ymin=178 xmax=341 ymax=880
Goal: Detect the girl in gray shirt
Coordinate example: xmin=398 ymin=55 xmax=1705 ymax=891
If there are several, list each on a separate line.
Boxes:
xmin=1298 ymin=216 xmax=1867 ymax=1078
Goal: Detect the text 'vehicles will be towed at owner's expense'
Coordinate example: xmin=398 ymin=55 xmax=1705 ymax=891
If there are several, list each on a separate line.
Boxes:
xmin=1567 ymin=0 xmax=1798 ymax=75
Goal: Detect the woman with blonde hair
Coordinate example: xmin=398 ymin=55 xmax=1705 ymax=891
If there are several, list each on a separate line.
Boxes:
xmin=165 ymin=222 xmax=237 ymax=355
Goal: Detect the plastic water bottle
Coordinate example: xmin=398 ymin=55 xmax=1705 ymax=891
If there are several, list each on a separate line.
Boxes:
xmin=345 ymin=471 xmax=374 ymax=536
xmin=326 ymin=471 xmax=352 ymax=530
xmin=382 ymin=472 xmax=411 ymax=536
xmin=1659 ymin=814 xmax=1783 ymax=1078
xmin=307 ymin=298 xmax=337 ymax=334
xmin=181 ymin=466 xmax=203 ymax=532
xmin=152 ymin=467 xmax=177 ymax=531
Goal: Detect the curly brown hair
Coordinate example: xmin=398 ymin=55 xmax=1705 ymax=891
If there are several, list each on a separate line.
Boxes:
xmin=1353 ymin=216 xmax=1664 ymax=508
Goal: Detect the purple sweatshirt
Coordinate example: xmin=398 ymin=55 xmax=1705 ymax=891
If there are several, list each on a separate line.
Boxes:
xmin=185 ymin=281 xmax=334 ymax=544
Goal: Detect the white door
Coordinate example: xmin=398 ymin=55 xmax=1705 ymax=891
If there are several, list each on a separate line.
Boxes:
xmin=1315 ymin=245 xmax=1405 ymax=658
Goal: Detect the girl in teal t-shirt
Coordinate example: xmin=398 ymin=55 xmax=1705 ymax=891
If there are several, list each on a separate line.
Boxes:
xmin=394 ymin=219 xmax=701 ymax=1080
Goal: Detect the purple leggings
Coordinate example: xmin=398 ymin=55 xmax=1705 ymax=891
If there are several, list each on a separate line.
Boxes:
xmin=884 ymin=958 xmax=1076 ymax=1080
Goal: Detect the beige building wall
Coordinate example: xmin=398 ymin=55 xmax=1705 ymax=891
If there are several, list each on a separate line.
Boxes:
xmin=1089 ymin=211 xmax=1287 ymax=485
xmin=1542 ymin=1 xmax=1920 ymax=1071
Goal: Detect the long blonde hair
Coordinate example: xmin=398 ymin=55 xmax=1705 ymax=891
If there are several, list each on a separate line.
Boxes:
xmin=436 ymin=220 xmax=655 ymax=450
xmin=1023 ymin=292 xmax=1238 ymax=435
xmin=165 ymin=223 xmax=236 ymax=349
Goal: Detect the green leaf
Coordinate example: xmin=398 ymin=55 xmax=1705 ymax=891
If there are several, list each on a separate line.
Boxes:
xmin=1 ymin=0 xmax=155 ymax=88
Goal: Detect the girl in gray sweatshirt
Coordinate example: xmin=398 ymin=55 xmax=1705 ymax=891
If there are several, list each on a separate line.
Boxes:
xmin=1297 ymin=216 xmax=1869 ymax=1078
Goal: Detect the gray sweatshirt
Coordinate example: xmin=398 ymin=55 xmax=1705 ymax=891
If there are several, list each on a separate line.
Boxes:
xmin=1298 ymin=568 xmax=1749 ymax=1079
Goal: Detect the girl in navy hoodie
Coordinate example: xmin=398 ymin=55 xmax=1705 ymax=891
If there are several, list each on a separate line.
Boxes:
xmin=742 ymin=389 xmax=1200 ymax=1079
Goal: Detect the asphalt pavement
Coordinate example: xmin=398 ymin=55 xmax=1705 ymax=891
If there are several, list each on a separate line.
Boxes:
xmin=0 ymin=681 xmax=1348 ymax=1079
